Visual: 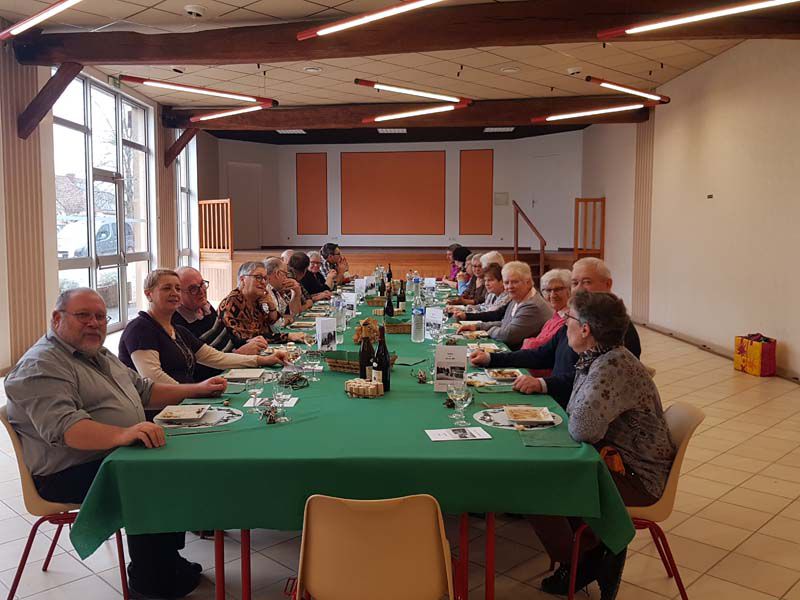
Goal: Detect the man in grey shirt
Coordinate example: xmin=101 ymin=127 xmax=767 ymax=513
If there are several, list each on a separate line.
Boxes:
xmin=4 ymin=288 xmax=227 ymax=599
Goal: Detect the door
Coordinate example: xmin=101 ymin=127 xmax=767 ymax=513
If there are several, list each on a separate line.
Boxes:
xmin=227 ymin=162 xmax=262 ymax=250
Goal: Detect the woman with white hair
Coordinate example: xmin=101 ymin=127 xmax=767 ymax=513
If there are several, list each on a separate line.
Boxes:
xmin=447 ymin=253 xmax=486 ymax=306
xmin=520 ymin=268 xmax=572 ymax=354
xmin=480 ymin=250 xmax=505 ymax=269
xmin=457 ymin=261 xmax=552 ymax=350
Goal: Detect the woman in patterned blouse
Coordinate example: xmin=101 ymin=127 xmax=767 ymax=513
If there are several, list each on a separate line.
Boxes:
xmin=535 ymin=291 xmax=676 ymax=599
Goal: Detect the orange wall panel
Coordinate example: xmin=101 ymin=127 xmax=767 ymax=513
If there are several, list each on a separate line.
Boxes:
xmin=340 ymin=151 xmax=445 ymax=235
xmin=459 ymin=149 xmax=493 ymax=235
xmin=296 ymin=153 xmax=328 ymax=235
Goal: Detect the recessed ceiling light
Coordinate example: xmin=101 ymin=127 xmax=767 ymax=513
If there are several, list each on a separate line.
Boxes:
xmin=377 ymin=128 xmax=407 ymax=133
xmin=500 ymin=66 xmax=520 ymax=74
xmin=277 ymin=129 xmax=306 ymax=134
xmin=484 ymin=127 xmax=515 ymax=133
xmin=303 ymin=66 xmax=323 ymax=74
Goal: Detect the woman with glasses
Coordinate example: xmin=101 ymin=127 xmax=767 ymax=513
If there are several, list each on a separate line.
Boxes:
xmin=302 ymin=251 xmax=334 ymax=296
xmin=519 ymin=269 xmax=572 ymax=359
xmin=119 ymin=269 xmax=291 ymax=385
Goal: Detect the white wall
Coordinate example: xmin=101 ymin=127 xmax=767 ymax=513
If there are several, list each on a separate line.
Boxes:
xmin=650 ymin=40 xmax=800 ymax=377
xmin=581 ymin=123 xmax=637 ymax=307
xmin=215 ymin=132 xmax=583 ymax=251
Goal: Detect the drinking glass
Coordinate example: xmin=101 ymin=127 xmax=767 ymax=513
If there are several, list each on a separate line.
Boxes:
xmin=448 ymin=382 xmax=471 ymax=426
xmin=271 ymin=379 xmax=292 ymax=423
xmin=245 ymin=378 xmax=262 ymax=413
xmin=335 ymin=326 xmax=344 ymax=345
xmin=306 ymin=356 xmax=322 ymax=382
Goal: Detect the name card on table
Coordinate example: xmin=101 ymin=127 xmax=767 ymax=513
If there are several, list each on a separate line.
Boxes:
xmin=424 ymin=277 xmax=437 ymax=293
xmin=433 ymin=345 xmax=468 ymax=392
xmin=354 ymin=278 xmax=366 ymax=300
xmin=341 ymin=292 xmax=358 ymax=317
xmin=425 ymin=306 xmax=445 ymax=340
xmin=316 ymin=317 xmax=337 ymax=351
xmin=365 ymin=276 xmax=376 ymax=295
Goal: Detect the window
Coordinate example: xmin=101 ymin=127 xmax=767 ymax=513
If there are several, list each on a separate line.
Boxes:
xmin=54 ymin=76 xmax=153 ymax=331
xmin=175 ymin=138 xmax=196 ymax=268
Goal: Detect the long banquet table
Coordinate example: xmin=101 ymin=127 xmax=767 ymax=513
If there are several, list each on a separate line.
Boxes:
xmin=70 ymin=289 xmax=634 ymax=598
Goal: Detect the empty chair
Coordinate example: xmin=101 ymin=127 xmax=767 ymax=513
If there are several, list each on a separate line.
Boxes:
xmin=0 ymin=406 xmax=129 ymax=600
xmin=627 ymin=402 xmax=706 ymax=600
xmin=296 ymin=494 xmax=454 ymax=600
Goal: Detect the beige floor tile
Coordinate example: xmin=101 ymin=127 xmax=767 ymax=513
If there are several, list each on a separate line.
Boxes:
xmin=742 ymin=436 xmax=800 ymax=453
xmin=759 ymin=515 xmax=800 ymax=544
xmin=680 ymin=458 xmax=703 ymax=475
xmin=689 ymin=463 xmax=754 ymax=485
xmin=686 ymin=574 xmax=779 ymax=600
xmin=659 ymin=510 xmax=693 ymax=532
xmin=621 ymin=552 xmax=701 ymax=596
xmin=503 ymin=552 xmax=552 ymax=584
xmin=786 ymin=579 xmax=800 ymax=600
xmin=779 ymin=453 xmax=800 ymax=469
xmin=714 ymin=421 xmax=771 ymax=435
xmin=709 ymin=453 xmax=772 ymax=474
xmin=639 ymin=532 xmax=728 ymax=572
xmin=671 ymin=516 xmax=752 ymax=550
xmin=0 ymin=534 xmax=66 ymax=573
xmin=690 ymin=435 xmax=741 ymax=452
xmin=204 ymin=553 xmax=294 ymax=598
xmin=227 ymin=529 xmax=300 ymax=552
xmin=781 ymin=500 xmax=800 ymax=521
xmin=678 ymin=474 xmax=736 ymax=499
xmin=473 ymin=573 xmax=560 ymax=600
xmin=673 ymin=491 xmax=715 ymax=514
xmin=0 ymin=552 xmax=92 ymax=597
xmin=615 ymin=581 xmax=673 ymax=600
xmin=684 ymin=446 xmax=723 ymax=463
xmin=737 ymin=533 xmax=800 ymax=571
xmin=762 ymin=463 xmax=800 ymax=484
xmin=700 ymin=427 xmax=756 ymax=443
xmin=494 ymin=517 xmax=544 ymax=551
xmin=257 ymin=537 xmax=301 ymax=571
xmin=708 ymin=552 xmax=800 ymax=597
xmin=729 ymin=444 xmax=792 ymax=462
xmin=741 ymin=475 xmax=800 ymax=499
xmin=24 ymin=575 xmax=122 ymax=600
xmin=698 ymin=500 xmax=774 ymax=531
xmin=763 ymin=428 xmax=800 ymax=442
xmin=468 ymin=534 xmax=540 ymax=573
xmin=719 ymin=487 xmax=793 ymax=513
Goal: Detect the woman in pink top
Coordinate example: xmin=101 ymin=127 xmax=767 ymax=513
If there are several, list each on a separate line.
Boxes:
xmin=521 ymin=269 xmax=572 ymax=375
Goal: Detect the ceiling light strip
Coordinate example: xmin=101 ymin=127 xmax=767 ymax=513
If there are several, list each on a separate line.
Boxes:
xmin=597 ymin=0 xmax=800 ymax=39
xmin=354 ymin=78 xmax=466 ymax=103
xmin=363 ymin=102 xmax=469 ymax=123
xmin=119 ymin=75 xmax=277 ymax=105
xmin=0 ymin=0 xmax=85 ymax=40
xmin=585 ymin=76 xmax=669 ymax=103
xmin=190 ymin=104 xmax=271 ymax=123
xmin=297 ymin=0 xmax=447 ymax=41
xmin=531 ymin=103 xmax=651 ymax=123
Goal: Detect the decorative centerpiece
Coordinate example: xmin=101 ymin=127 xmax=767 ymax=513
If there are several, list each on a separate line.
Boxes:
xmin=353 ymin=318 xmax=380 ymax=344
xmin=324 ymin=350 xmax=398 ymax=374
xmin=345 ymin=378 xmax=385 ymax=397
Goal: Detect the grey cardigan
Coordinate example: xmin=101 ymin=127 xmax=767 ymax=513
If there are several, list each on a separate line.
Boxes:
xmin=476 ymin=292 xmax=552 ymax=350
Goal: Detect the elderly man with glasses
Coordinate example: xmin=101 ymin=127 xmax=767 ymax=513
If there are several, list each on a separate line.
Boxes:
xmin=4 ymin=288 xmax=228 ymax=598
xmin=218 ymin=261 xmax=306 ymax=344
xmin=173 ymin=266 xmax=269 ymax=381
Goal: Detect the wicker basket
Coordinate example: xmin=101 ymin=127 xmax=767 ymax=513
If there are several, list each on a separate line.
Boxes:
xmin=324 ymin=350 xmax=398 ymax=373
xmin=365 ymin=296 xmax=386 ymax=307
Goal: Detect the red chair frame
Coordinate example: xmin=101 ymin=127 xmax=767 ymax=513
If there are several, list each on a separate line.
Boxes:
xmin=6 ymin=511 xmax=128 ymax=600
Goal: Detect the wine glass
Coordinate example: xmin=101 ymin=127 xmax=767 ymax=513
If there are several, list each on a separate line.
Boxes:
xmin=306 ymin=356 xmax=321 ymax=382
xmin=448 ymin=382 xmax=471 ymax=426
xmin=245 ymin=378 xmax=262 ymax=413
xmin=271 ymin=378 xmax=292 ymax=423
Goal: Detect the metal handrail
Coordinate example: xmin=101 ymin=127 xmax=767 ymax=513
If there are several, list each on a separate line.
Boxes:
xmin=512 ymin=200 xmax=546 ymax=280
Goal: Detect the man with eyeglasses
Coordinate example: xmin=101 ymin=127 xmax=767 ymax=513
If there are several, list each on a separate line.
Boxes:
xmin=4 ymin=288 xmax=228 ymax=598
xmin=320 ymin=242 xmax=352 ymax=288
xmin=173 ymin=266 xmax=269 ymax=381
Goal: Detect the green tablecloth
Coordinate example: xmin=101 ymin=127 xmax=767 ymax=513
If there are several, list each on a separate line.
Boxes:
xmin=70 ymin=297 xmax=634 ymax=559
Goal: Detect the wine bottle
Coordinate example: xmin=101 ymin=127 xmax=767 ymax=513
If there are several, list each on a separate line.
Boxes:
xmin=384 ymin=285 xmax=395 ymax=317
xmin=378 ymin=275 xmax=386 ymax=297
xmin=374 ymin=325 xmax=391 ymax=392
xmin=359 ymin=330 xmax=375 ymax=380
xmin=387 ymin=263 xmax=393 ymax=281
xmin=397 ymin=280 xmax=405 ymax=310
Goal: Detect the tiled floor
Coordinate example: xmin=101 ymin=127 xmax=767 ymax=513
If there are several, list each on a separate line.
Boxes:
xmin=2 ymin=327 xmax=800 ymax=599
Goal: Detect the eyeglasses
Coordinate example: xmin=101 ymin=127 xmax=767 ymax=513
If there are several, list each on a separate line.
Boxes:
xmin=310 ymin=261 xmax=322 ymax=266
xmin=564 ymin=313 xmax=584 ymax=325
xmin=542 ymin=286 xmax=568 ymax=295
xmin=244 ymin=274 xmax=268 ymax=283
xmin=59 ymin=310 xmax=111 ymax=324
xmin=186 ymin=280 xmax=210 ymax=295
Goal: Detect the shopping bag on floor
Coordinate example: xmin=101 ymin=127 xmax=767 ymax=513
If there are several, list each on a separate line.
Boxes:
xmin=734 ymin=333 xmax=777 ymax=377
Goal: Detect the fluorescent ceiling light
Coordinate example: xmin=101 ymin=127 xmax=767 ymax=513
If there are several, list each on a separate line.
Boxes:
xmin=276 ymin=130 xmax=307 ymax=134
xmin=364 ymin=102 xmax=469 ymax=123
xmin=377 ymin=128 xmax=407 ymax=133
xmin=531 ymin=104 xmax=646 ymax=123
xmin=190 ymin=105 xmax=269 ymax=123
xmin=598 ymin=0 xmax=800 ymax=39
xmin=119 ymin=75 xmax=277 ymax=105
xmin=355 ymin=78 xmax=463 ymax=103
xmin=297 ymin=0 xmax=447 ymax=40
xmin=585 ymin=76 xmax=669 ymax=103
xmin=484 ymin=127 xmax=515 ymax=133
xmin=0 ymin=0 xmax=84 ymax=40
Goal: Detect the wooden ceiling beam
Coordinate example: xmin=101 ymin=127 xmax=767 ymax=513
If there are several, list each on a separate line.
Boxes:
xmin=162 ymin=96 xmax=650 ymax=130
xmin=17 ymin=61 xmax=82 ymax=139
xmin=14 ymin=0 xmax=800 ymax=66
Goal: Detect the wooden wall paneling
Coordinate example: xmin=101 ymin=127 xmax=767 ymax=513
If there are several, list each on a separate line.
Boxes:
xmin=340 ymin=151 xmax=446 ymax=235
xmin=459 ymin=149 xmax=493 ymax=235
xmin=156 ymin=108 xmax=178 ymax=269
xmin=632 ymin=109 xmax=656 ymax=323
xmin=296 ymin=153 xmax=328 ymax=235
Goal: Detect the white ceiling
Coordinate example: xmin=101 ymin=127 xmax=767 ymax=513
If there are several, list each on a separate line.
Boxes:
xmin=0 ymin=0 xmax=741 ymax=108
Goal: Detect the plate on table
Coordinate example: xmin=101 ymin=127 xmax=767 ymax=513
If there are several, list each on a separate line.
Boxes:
xmin=486 ymin=368 xmax=523 ymax=381
xmin=462 ymin=331 xmax=489 ymax=340
xmin=504 ymin=406 xmax=556 ymax=426
xmin=154 ymin=405 xmax=210 ymax=423
xmin=473 ymin=408 xmax=562 ymax=430
xmin=459 ymin=321 xmax=482 ymax=326
xmin=467 ymin=343 xmax=500 ymax=353
xmin=288 ymin=321 xmax=316 ymax=329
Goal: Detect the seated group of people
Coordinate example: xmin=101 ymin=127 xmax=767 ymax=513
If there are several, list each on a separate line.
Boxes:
xmin=3 ymin=242 xmax=675 ymax=600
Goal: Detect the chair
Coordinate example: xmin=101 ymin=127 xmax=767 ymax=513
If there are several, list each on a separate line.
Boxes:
xmin=295 ymin=494 xmax=454 ymax=600
xmin=0 ymin=406 xmax=129 ymax=600
xmin=627 ymin=402 xmax=705 ymax=600
xmin=563 ymin=402 xmax=705 ymax=600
